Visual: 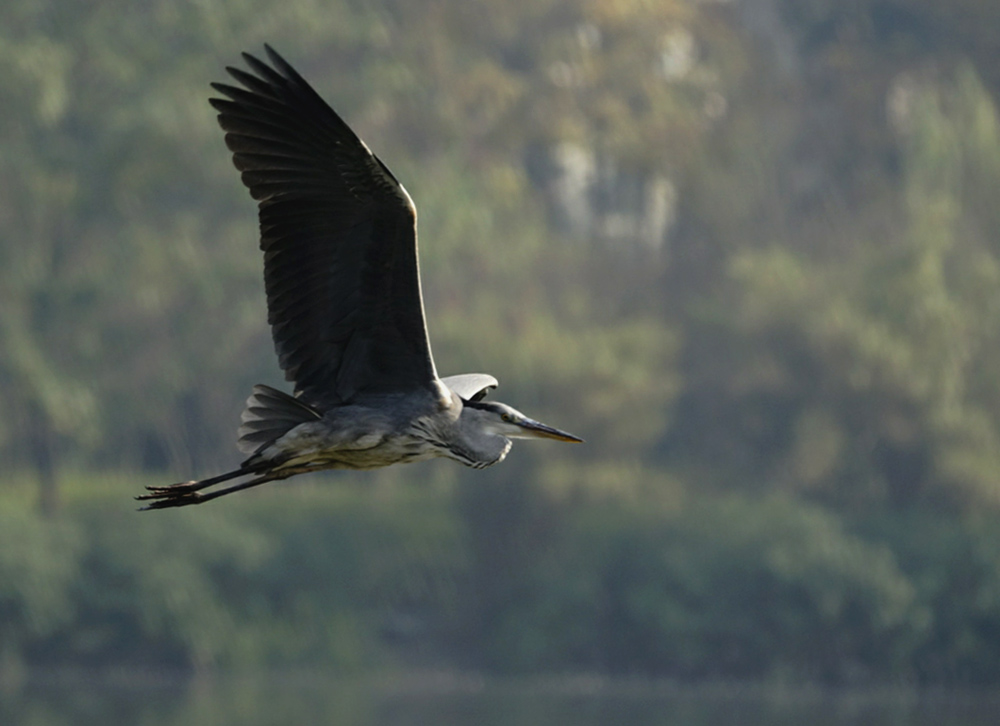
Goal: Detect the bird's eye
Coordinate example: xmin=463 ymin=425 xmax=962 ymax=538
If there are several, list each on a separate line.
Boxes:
xmin=501 ymin=414 xmax=512 ymax=422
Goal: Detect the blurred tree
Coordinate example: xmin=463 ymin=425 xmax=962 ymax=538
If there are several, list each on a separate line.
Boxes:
xmin=3 ymin=0 xmax=1000 ymax=683
xmin=0 ymin=507 xmax=79 ymax=679
xmin=678 ymin=61 xmax=1000 ymax=512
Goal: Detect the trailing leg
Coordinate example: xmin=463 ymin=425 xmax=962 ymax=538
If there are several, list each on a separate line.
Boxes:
xmin=137 ymin=472 xmax=286 ymax=510
xmin=138 ymin=466 xmax=251 ymax=500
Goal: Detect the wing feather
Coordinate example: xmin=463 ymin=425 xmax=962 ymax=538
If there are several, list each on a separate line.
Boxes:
xmin=212 ymin=45 xmax=438 ymax=405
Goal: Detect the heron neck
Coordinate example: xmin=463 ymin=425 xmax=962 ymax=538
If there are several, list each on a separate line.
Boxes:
xmin=441 ymin=409 xmax=512 ymax=469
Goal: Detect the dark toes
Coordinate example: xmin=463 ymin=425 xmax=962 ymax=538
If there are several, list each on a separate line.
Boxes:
xmin=144 ymin=480 xmax=198 ymax=494
xmin=137 ymin=492 xmax=203 ymax=510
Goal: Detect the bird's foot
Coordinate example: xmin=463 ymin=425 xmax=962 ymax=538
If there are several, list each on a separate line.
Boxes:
xmin=136 ymin=481 xmax=207 ymax=509
xmin=140 ymin=480 xmax=202 ymax=497
xmin=136 ymin=490 xmax=204 ymax=510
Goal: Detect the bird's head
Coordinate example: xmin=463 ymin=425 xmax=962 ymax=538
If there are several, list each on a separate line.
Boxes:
xmin=464 ymin=400 xmax=583 ymax=443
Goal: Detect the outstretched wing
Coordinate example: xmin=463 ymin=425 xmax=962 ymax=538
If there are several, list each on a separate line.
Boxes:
xmin=211 ymin=45 xmax=438 ymax=406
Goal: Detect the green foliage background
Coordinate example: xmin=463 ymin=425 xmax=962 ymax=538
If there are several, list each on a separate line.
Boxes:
xmin=3 ymin=0 xmax=1000 ymax=685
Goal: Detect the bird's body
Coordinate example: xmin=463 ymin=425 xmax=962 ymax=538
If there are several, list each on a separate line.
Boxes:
xmin=139 ymin=46 xmax=580 ymax=509
xmin=245 ymin=385 xmax=509 ymax=473
xmin=253 ymin=395 xmax=448 ymax=472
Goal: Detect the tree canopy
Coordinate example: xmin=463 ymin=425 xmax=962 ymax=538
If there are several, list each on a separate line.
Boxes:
xmin=4 ymin=0 xmax=1000 ymax=684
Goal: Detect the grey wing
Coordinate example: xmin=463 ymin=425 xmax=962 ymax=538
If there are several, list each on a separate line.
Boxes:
xmin=210 ymin=45 xmax=438 ymax=406
xmin=442 ymin=373 xmax=499 ymax=402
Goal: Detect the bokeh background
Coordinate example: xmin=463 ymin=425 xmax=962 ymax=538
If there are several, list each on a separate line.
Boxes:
xmin=4 ymin=0 xmax=1000 ymax=720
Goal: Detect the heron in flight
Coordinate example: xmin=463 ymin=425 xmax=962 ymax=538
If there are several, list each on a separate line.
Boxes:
xmin=139 ymin=46 xmax=581 ymax=509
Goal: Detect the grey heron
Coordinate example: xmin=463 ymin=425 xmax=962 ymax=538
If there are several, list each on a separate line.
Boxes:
xmin=139 ymin=46 xmax=581 ymax=510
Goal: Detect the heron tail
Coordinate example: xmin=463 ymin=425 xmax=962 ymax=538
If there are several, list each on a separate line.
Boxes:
xmin=237 ymin=384 xmax=322 ymax=455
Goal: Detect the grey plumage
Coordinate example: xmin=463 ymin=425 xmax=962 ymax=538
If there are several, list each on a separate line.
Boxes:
xmin=138 ymin=46 xmax=580 ymax=510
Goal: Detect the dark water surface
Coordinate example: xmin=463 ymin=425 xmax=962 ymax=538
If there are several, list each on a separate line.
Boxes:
xmin=3 ymin=674 xmax=997 ymax=726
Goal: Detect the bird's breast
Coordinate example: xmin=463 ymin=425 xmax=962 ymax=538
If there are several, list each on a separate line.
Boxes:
xmin=266 ymin=425 xmax=442 ymax=472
